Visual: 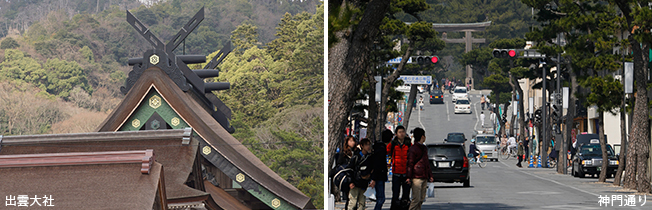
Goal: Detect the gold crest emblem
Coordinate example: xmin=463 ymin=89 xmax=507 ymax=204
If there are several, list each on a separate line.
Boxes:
xmin=149 ymin=95 xmax=161 ymax=109
xmin=149 ymin=54 xmax=159 ymax=65
xmin=132 ymin=119 xmax=141 ymax=128
xmin=202 ymin=146 xmax=211 ymax=155
xmin=171 ymin=117 xmax=180 ymax=126
xmin=236 ymin=173 xmax=245 ymax=183
xmin=271 ymin=198 xmax=281 ymax=208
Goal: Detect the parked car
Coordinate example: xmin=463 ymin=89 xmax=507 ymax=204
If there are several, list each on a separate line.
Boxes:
xmin=444 ymin=132 xmax=467 ymax=147
xmin=474 ymin=133 xmax=499 ymax=161
xmin=428 ymin=143 xmax=471 ymax=187
xmin=452 ymin=86 xmax=468 ymax=103
xmin=454 ymin=98 xmax=471 ymax=114
xmin=572 ymin=142 xmax=619 ymax=178
xmin=430 ymin=90 xmax=444 ymax=104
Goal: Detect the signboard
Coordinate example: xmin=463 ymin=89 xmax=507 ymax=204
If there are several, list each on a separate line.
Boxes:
xmin=398 ymin=75 xmax=432 ymax=85
xmin=625 ymin=62 xmax=633 ymax=94
xmin=563 ymin=87 xmax=569 ymax=109
xmin=374 ymin=76 xmax=382 ymax=102
xmin=387 ymin=57 xmax=413 ymax=64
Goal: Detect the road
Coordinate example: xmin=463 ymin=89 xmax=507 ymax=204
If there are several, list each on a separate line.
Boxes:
xmin=334 ymin=91 xmax=651 ymax=210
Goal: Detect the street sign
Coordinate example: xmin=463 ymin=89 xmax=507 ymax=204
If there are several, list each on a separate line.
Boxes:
xmin=387 ymin=57 xmax=413 ymax=64
xmin=398 ymin=75 xmax=432 ymax=85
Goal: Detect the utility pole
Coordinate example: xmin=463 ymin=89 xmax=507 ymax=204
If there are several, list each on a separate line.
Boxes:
xmin=542 ymin=61 xmax=548 ymax=168
xmin=556 ymin=35 xmax=564 ymax=173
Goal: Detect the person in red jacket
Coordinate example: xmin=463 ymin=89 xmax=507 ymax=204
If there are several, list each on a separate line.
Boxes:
xmin=406 ymin=127 xmax=433 ymax=210
xmin=386 ymin=125 xmax=412 ymax=208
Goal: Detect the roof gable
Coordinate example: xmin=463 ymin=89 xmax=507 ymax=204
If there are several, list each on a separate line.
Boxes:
xmin=96 ymin=67 xmax=311 ymax=209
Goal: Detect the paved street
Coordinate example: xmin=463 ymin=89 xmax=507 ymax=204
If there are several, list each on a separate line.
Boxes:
xmin=335 ymin=91 xmax=651 ymax=210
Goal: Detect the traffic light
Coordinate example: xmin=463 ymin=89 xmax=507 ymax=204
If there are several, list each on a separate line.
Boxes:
xmin=534 ymin=109 xmax=542 ymax=124
xmin=492 ymin=49 xmax=517 ymax=58
xmin=411 ymin=56 xmax=438 ymax=64
xmin=551 ymin=103 xmax=560 ymax=122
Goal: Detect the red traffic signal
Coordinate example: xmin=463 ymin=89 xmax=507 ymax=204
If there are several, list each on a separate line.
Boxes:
xmin=492 ymin=49 xmax=517 ymax=58
xmin=412 ymin=56 xmax=439 ymax=64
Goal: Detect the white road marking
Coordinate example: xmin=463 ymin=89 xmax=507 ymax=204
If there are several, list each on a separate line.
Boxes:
xmin=517 ymin=191 xmax=561 ymax=195
xmin=498 ymin=160 xmax=599 ymax=197
xmin=418 ymin=105 xmax=426 ymax=132
xmin=542 ymin=205 xmax=599 ymax=210
xmin=446 ymin=98 xmax=450 ymax=121
xmin=474 ymin=101 xmax=481 ymax=130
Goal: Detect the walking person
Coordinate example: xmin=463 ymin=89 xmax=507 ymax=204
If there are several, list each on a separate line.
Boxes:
xmin=335 ymin=136 xmax=357 ymax=209
xmin=370 ymin=130 xmax=393 ymax=210
xmin=480 ymin=95 xmax=486 ymax=110
xmin=489 ymin=110 xmax=496 ymax=128
xmin=523 ymin=135 xmax=531 ymax=165
xmin=386 ymin=126 xmax=412 ymax=209
xmin=418 ymin=96 xmax=424 ymax=111
xmin=406 ymin=128 xmax=433 ymax=210
xmin=480 ymin=112 xmax=485 ymax=128
xmin=517 ymin=141 xmax=525 ymax=167
xmin=347 ymin=138 xmax=374 ymax=210
xmin=486 ymin=97 xmax=491 ymax=111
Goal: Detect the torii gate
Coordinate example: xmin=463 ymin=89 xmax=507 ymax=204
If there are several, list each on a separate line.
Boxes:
xmin=433 ymin=21 xmax=491 ymax=90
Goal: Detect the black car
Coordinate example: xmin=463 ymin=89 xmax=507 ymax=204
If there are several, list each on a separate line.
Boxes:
xmin=444 ymin=132 xmax=467 ymax=147
xmin=428 ymin=143 xmax=470 ymax=187
xmin=572 ymin=143 xmax=619 ymax=178
xmin=429 ymin=90 xmax=444 ymax=104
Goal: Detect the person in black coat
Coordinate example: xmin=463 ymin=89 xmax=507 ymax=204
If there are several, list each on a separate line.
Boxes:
xmin=370 ymin=129 xmax=394 ymax=210
xmin=347 ymin=138 xmax=374 ymax=210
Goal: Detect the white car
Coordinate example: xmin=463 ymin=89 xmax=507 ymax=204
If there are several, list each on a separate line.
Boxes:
xmin=454 ymin=98 xmax=471 ymax=114
xmin=452 ymin=87 xmax=468 ymax=102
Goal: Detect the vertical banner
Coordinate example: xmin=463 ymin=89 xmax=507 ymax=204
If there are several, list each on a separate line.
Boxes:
xmin=562 ymin=87 xmax=569 ymax=109
xmin=375 ymin=76 xmax=382 ymax=102
xmin=625 ymin=62 xmax=633 ymax=94
xmin=529 ymin=97 xmax=534 ymax=116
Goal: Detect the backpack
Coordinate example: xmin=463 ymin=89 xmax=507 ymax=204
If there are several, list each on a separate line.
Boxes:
xmin=353 ymin=153 xmax=372 ymax=181
xmin=332 ymin=165 xmax=353 ymax=192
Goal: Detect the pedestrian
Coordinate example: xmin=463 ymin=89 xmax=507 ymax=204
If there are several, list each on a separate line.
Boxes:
xmin=336 ymin=136 xmax=357 ymax=208
xmin=480 ymin=112 xmax=485 ymax=128
xmin=480 ymin=95 xmax=486 ymax=110
xmin=489 ymin=110 xmax=496 ymax=128
xmin=386 ymin=126 xmax=412 ymax=209
xmin=418 ymin=96 xmax=424 ymax=111
xmin=517 ymin=140 xmax=524 ymax=167
xmin=347 ymin=138 xmax=374 ymax=210
xmin=406 ymin=128 xmax=433 ymax=210
xmin=412 ymin=98 xmax=417 ymax=111
xmin=370 ymin=130 xmax=393 ymax=210
xmin=524 ymin=135 xmax=531 ymax=161
xmin=486 ymin=97 xmax=491 ymax=111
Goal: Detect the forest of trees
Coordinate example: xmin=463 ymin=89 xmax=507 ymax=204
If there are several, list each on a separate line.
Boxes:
xmin=0 ymin=0 xmax=323 ymax=207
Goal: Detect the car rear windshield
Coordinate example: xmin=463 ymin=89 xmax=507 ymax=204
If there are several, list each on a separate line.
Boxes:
xmin=431 ymin=90 xmax=442 ymax=95
xmin=580 ymin=144 xmax=615 ymax=156
xmin=428 ymin=145 xmax=465 ymax=157
xmin=456 ymin=100 xmax=469 ymax=104
xmin=447 ymin=134 xmax=465 ymax=142
xmin=454 ymin=89 xmax=466 ymax=93
xmin=476 ymin=136 xmax=496 ymax=144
